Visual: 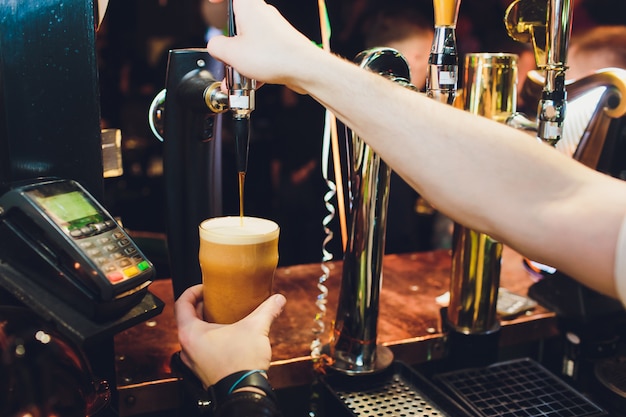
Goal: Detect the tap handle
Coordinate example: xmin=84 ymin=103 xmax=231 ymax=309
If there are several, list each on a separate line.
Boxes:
xmin=226 ymin=0 xmax=256 ymax=118
xmin=226 ymin=0 xmax=255 ymax=174
xmin=433 ymin=0 xmax=461 ymax=27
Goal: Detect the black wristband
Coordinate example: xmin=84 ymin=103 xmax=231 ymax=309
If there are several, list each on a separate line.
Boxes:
xmin=217 ymin=391 xmax=282 ymax=417
xmin=210 ymin=370 xmax=277 ymax=409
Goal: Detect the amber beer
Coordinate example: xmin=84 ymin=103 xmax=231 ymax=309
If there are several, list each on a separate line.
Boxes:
xmin=199 ymin=216 xmax=279 ymax=324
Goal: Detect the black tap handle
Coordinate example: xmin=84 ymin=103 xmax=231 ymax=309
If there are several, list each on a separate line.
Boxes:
xmin=234 ymin=118 xmax=250 ymax=173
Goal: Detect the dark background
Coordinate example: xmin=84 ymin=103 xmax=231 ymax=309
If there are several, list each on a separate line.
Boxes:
xmin=98 ymin=0 xmax=626 ymax=266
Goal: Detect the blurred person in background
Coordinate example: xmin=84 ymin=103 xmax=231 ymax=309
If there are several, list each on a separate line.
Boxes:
xmin=360 ymin=0 xmax=439 ymax=253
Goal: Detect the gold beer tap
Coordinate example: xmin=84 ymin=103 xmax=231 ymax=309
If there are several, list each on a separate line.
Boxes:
xmin=447 ymin=54 xmax=518 ymax=360
xmin=505 ymin=0 xmax=573 ymax=146
xmin=428 ymin=0 xmax=513 ymax=368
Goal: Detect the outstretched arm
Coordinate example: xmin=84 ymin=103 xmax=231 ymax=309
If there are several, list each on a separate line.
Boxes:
xmin=207 ymin=0 xmax=626 ymax=299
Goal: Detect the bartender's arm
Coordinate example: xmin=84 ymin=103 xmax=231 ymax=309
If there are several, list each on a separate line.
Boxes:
xmin=175 ymin=285 xmax=286 ymax=416
xmin=207 ymin=0 xmax=626 ymax=303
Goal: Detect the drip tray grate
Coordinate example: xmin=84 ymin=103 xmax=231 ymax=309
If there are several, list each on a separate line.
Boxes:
xmin=435 ymin=357 xmax=608 ymax=417
xmin=322 ymin=361 xmax=472 ymax=417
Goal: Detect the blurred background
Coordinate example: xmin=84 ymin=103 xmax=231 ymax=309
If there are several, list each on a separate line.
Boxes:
xmin=99 ymin=0 xmax=626 ymax=267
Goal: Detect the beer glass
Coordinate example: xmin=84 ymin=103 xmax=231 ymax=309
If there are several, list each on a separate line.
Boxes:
xmin=199 ymin=216 xmax=279 ymax=324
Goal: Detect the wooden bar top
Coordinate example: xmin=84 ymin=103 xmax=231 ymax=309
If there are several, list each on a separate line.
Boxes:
xmin=114 ymin=246 xmax=558 ymax=416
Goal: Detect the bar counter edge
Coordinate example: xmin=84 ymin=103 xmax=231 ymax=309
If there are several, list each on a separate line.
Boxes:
xmin=114 ymin=246 xmax=559 ymax=416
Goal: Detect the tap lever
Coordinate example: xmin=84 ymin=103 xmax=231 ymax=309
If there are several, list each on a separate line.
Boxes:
xmin=233 ymin=118 xmax=250 ymax=174
xmin=226 ymin=0 xmax=256 ymax=173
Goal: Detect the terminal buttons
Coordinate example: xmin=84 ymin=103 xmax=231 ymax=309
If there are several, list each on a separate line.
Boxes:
xmin=77 ymin=226 xmax=152 ymax=285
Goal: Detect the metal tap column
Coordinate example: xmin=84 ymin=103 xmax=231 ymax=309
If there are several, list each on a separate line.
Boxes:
xmin=329 ymin=48 xmax=414 ymax=374
xmin=447 ymin=53 xmax=519 ymax=368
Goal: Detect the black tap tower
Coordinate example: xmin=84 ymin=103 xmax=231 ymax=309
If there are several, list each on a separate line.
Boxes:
xmin=161 ymin=48 xmax=225 ymax=298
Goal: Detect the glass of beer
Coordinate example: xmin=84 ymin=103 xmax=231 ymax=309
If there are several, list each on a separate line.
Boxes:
xmin=199 ymin=216 xmax=280 ymax=324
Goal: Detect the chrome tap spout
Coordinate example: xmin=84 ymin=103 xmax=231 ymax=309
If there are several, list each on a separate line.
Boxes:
xmin=536 ymin=0 xmax=572 ymax=145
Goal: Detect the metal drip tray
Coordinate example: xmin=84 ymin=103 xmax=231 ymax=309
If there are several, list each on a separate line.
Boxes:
xmin=435 ymin=358 xmax=608 ymax=417
xmin=321 ymin=361 xmax=472 ymax=416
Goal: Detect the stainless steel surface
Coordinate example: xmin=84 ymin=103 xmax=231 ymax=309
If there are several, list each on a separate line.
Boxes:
xmin=329 ymin=48 xmax=413 ymax=374
xmin=448 ymin=53 xmax=518 ymax=335
xmin=324 ymin=362 xmax=470 ymax=416
xmin=436 ymin=358 xmax=608 ymax=417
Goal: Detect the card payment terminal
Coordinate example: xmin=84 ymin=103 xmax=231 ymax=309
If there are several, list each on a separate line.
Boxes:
xmin=0 ymin=178 xmax=155 ymax=321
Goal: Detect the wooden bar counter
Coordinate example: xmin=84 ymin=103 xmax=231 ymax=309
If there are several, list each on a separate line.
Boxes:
xmin=114 ymin=246 xmax=558 ymax=416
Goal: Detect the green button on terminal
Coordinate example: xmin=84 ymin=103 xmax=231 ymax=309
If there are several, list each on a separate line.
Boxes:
xmin=137 ymin=261 xmax=150 ymax=271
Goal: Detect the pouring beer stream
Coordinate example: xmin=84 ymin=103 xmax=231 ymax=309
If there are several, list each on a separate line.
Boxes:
xmin=226 ymin=0 xmax=256 ymax=221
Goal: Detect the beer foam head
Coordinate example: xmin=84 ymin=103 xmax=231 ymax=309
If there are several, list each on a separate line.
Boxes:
xmin=199 ymin=216 xmax=279 ymax=245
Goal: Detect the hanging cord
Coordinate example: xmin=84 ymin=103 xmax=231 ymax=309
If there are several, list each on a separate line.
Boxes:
xmin=310 ymin=0 xmax=342 ymax=370
xmin=311 ymin=110 xmax=335 ymax=361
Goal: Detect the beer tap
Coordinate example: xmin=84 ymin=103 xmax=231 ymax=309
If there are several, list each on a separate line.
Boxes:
xmin=505 ymin=0 xmax=573 ymax=146
xmin=146 ymin=0 xmax=261 ymax=294
xmin=327 ymin=48 xmax=415 ymax=374
xmin=427 ymin=0 xmax=506 ymax=368
xmin=426 ymin=0 xmax=461 ymax=105
xmin=226 ymin=0 xmax=255 ymax=179
xmin=537 ymin=0 xmax=572 ymax=145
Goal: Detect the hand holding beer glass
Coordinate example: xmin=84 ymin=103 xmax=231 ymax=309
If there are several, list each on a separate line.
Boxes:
xmin=199 ymin=216 xmax=280 ymax=324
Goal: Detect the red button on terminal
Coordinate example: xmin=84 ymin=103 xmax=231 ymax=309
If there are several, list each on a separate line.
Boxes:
xmin=107 ymin=272 xmax=124 ymax=283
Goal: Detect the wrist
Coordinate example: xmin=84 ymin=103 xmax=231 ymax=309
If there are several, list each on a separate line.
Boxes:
xmin=209 ymin=369 xmax=276 ymax=410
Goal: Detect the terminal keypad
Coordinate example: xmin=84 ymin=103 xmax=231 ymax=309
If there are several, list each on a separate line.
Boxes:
xmin=76 ymin=224 xmax=151 ymax=284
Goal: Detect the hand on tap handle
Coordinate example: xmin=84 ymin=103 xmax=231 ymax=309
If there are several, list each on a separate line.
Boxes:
xmin=226 ymin=0 xmax=256 ymax=174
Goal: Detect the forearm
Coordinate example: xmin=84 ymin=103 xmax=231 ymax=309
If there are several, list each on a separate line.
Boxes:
xmin=291 ymin=47 xmax=626 ymax=297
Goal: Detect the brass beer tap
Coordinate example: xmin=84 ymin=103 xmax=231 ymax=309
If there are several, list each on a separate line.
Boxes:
xmin=505 ymin=0 xmax=573 ymax=146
